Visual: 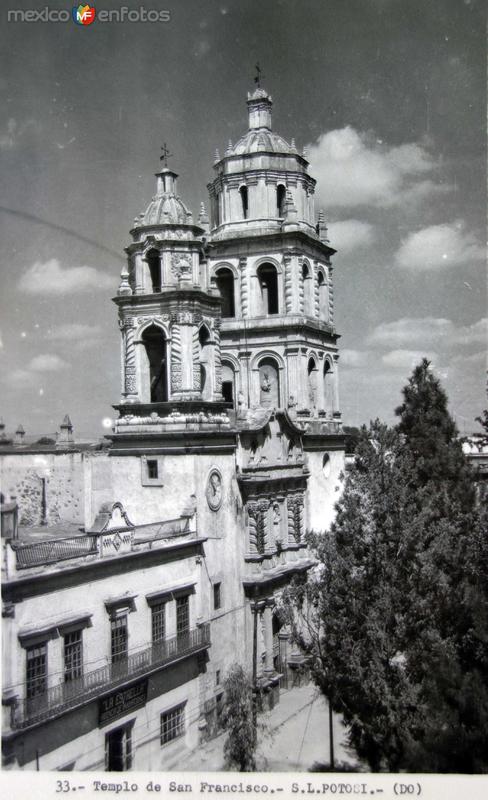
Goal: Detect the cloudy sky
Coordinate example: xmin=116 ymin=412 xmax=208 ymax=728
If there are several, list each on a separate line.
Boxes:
xmin=0 ymin=0 xmax=485 ymax=437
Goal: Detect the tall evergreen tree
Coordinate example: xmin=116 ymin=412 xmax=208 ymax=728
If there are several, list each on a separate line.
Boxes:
xmin=284 ymin=362 xmax=488 ymax=772
xmin=221 ymin=664 xmax=257 ymax=772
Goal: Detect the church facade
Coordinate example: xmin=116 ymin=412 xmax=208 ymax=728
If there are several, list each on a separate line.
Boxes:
xmin=1 ymin=86 xmax=345 ymax=770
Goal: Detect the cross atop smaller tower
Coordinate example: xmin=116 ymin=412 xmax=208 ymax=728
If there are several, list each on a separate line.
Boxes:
xmin=160 ymin=142 xmax=173 ymax=167
xmin=254 ymin=62 xmax=264 ymax=88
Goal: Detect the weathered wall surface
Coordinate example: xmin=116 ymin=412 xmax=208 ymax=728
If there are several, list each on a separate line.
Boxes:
xmin=0 ymin=452 xmax=85 ymax=526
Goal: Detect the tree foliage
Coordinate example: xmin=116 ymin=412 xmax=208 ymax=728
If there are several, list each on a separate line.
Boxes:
xmin=221 ymin=663 xmax=257 ymax=772
xmin=284 ymin=361 xmax=488 ymax=772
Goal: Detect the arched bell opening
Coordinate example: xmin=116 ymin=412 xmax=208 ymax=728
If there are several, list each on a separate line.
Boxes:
xmin=307 ymin=356 xmax=318 ymax=409
xmin=302 ymin=261 xmax=313 ymax=317
xmin=141 ymin=325 xmax=168 ymax=402
xmin=239 ymin=185 xmax=249 ymax=220
xmin=317 ymin=271 xmax=327 ymax=319
xmin=215 ymin=267 xmax=235 ymax=319
xmin=221 ymin=362 xmax=236 ymax=406
xmin=146 ymin=249 xmax=161 ymax=293
xmin=323 ymin=359 xmax=334 ymax=416
xmin=258 ymin=357 xmax=280 ymax=409
xmin=277 ymin=184 xmax=287 ymax=218
xmin=257 ymin=263 xmax=279 ymax=316
xmin=199 ymin=325 xmax=213 ymax=401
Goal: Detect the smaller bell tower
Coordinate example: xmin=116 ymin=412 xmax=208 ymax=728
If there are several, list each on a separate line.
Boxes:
xmin=110 ymin=158 xmax=229 ymax=448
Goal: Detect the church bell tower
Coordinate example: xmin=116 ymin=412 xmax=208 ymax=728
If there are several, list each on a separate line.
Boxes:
xmin=110 ymin=158 xmax=229 ymax=448
xmin=206 ymin=86 xmax=340 ymax=421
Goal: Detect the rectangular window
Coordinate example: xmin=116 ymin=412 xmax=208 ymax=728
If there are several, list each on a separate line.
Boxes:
xmin=106 ymin=723 xmax=133 ymax=771
xmin=147 ymin=459 xmax=158 ymax=480
xmin=64 ymin=630 xmax=83 ymax=682
xmin=213 ymin=582 xmax=222 ymax=611
xmin=151 ymin=603 xmax=166 ymax=643
xmin=176 ymin=596 xmax=189 ymax=640
xmin=26 ymin=643 xmax=47 ymax=699
xmin=215 ymin=669 xmax=221 ymax=687
xmin=160 ymin=703 xmax=185 ymax=745
xmin=111 ymin=615 xmax=128 ymax=664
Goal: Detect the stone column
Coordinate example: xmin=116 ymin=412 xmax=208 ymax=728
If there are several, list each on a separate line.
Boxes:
xmin=120 ymin=317 xmax=138 ymax=403
xmin=285 ymin=346 xmax=300 ymax=410
xmin=134 ymin=253 xmax=144 ymax=294
xmin=328 ymin=265 xmax=334 ymax=324
xmin=213 ymin=320 xmax=222 ymax=399
xmin=239 ymin=257 xmax=249 ymax=319
xmin=170 ymin=318 xmax=183 ymax=397
xmin=238 ymin=350 xmax=252 ymax=408
xmin=333 ymin=353 xmax=340 ymax=414
xmin=283 ymin=253 xmax=293 ymax=313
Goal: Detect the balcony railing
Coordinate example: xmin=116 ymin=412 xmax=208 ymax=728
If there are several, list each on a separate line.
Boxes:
xmin=12 ymin=624 xmax=210 ymax=730
xmin=14 ymin=535 xmax=98 ymax=569
xmin=12 ymin=516 xmax=195 ymax=570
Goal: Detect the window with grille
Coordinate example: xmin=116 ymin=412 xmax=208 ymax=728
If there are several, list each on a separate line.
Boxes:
xmin=64 ymin=630 xmax=83 ymax=682
xmin=147 ymin=459 xmax=158 ymax=479
xmin=151 ymin=603 xmax=166 ymax=643
xmin=160 ymin=703 xmax=185 ymax=745
xmin=176 ymin=596 xmax=190 ymax=639
xmin=26 ymin=643 xmax=47 ymax=699
xmin=213 ymin=582 xmax=222 ymax=611
xmin=111 ymin=615 xmax=128 ymax=663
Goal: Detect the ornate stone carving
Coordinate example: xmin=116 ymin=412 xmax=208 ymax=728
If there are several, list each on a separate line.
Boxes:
xmin=287 ymin=497 xmax=296 ymax=543
xmin=170 ymin=323 xmax=182 ymax=392
xmin=206 ymin=469 xmax=223 ymax=511
xmin=283 ymin=253 xmax=293 ymax=313
xmin=314 ymin=267 xmax=320 ymax=317
xmin=213 ymin=323 xmax=222 ymax=395
xmin=119 ymin=317 xmax=136 ymax=395
xmin=239 ymin=257 xmax=248 ymax=318
xmin=171 ymin=252 xmax=191 ymax=280
xmin=192 ymin=328 xmax=201 ymax=391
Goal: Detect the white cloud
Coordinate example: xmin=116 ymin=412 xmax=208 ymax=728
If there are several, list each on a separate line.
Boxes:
xmin=9 ymin=368 xmax=37 ymax=388
xmin=340 ymin=349 xmax=372 ymax=368
xmin=28 ymin=354 xmax=69 ymax=372
xmin=368 ymin=317 xmax=487 ymax=349
xmin=394 ymin=221 xmax=485 ymax=270
xmin=307 ymin=126 xmax=445 ymax=208
xmin=328 ymin=220 xmax=376 ymax=254
xmin=18 ymin=259 xmax=114 ymax=295
xmin=45 ymin=323 xmax=103 ymax=342
xmin=0 ymin=118 xmax=18 ymax=149
xmin=382 ymin=350 xmax=439 ymax=369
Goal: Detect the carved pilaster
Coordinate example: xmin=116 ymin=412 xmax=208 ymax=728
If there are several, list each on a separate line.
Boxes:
xmin=248 ymin=502 xmax=259 ymax=554
xmin=120 ymin=317 xmax=137 ymax=398
xmin=298 ymin=258 xmax=305 ymax=314
xmin=287 ymin=496 xmax=296 ymax=543
xmin=213 ymin=320 xmax=222 ymax=396
xmin=170 ymin=322 xmax=182 ymax=393
xmin=258 ymin=498 xmax=270 ymax=552
xmin=283 ymin=253 xmax=293 ymax=313
xmin=314 ymin=265 xmax=320 ymax=318
xmin=239 ymin=257 xmax=249 ymax=319
xmin=294 ymin=495 xmax=304 ymax=543
xmin=328 ymin=267 xmax=334 ymax=324
xmin=192 ymin=327 xmax=201 ymax=391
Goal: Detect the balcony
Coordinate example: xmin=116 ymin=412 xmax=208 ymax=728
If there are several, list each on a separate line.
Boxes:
xmin=10 ymin=624 xmax=211 ymax=730
xmin=10 ymin=515 xmax=195 ymax=571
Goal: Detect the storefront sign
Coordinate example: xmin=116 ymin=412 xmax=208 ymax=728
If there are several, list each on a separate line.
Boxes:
xmin=99 ymin=679 xmax=147 ymax=726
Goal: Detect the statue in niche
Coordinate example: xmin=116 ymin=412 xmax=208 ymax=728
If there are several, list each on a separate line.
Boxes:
xmin=261 ymin=372 xmax=272 ymax=393
xmin=259 ymin=361 xmax=279 ymax=408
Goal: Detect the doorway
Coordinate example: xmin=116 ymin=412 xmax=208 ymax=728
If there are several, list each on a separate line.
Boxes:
xmin=105 ymin=723 xmax=133 ymax=771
